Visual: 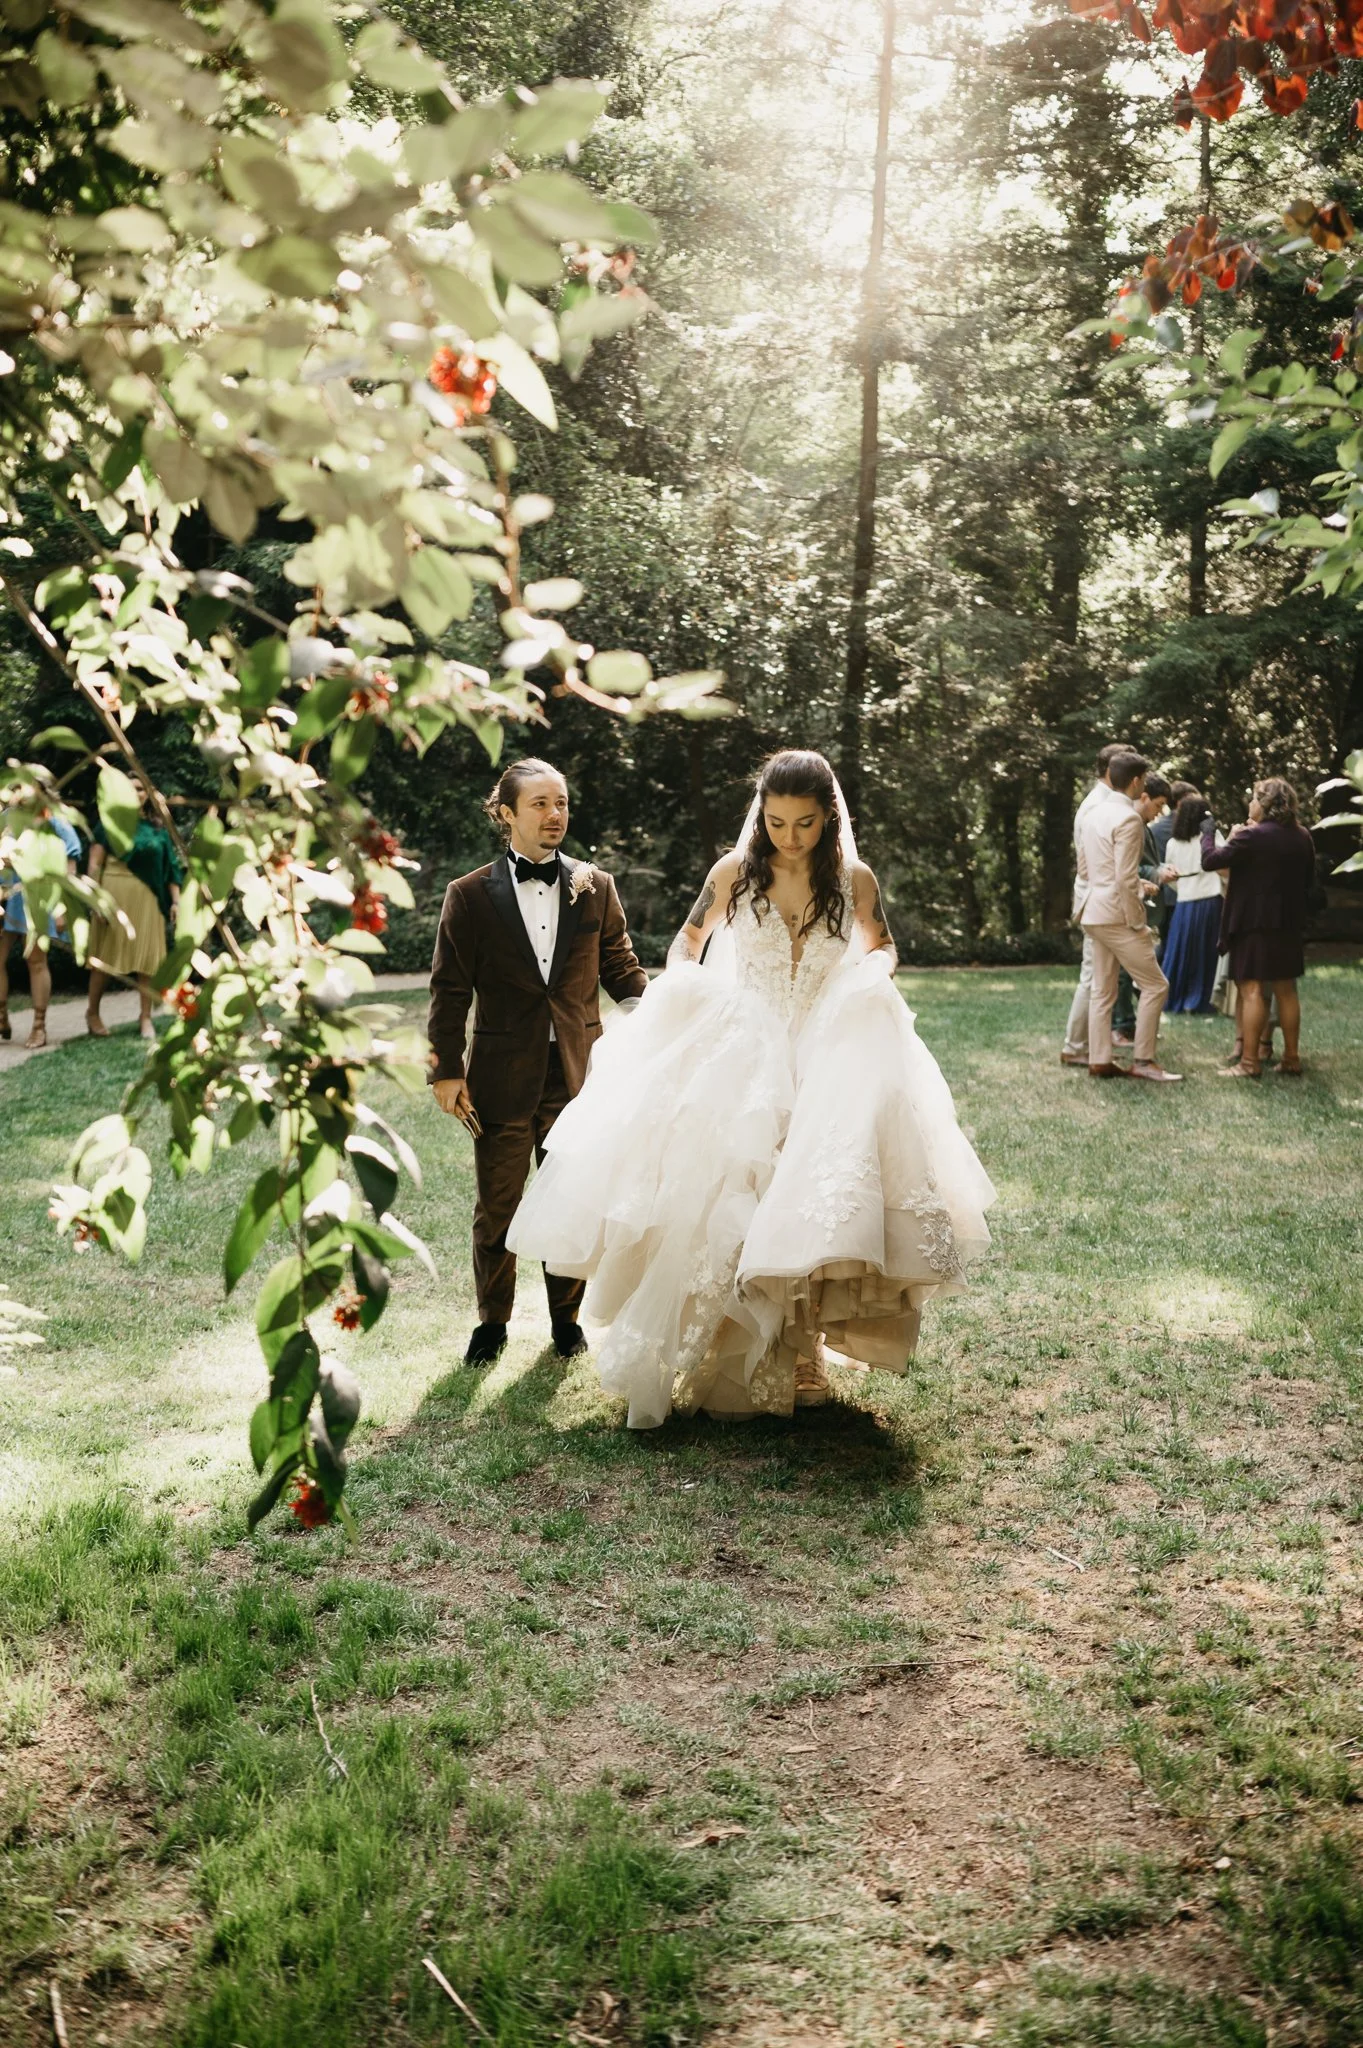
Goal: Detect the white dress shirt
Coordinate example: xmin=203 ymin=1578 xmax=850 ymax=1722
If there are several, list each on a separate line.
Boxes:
xmin=1166 ymin=832 xmax=1225 ymax=902
xmin=508 ymin=849 xmax=559 ymax=1039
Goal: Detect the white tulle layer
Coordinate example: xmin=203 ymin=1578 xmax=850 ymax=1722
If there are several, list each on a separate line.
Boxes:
xmin=507 ymin=951 xmax=995 ymax=1428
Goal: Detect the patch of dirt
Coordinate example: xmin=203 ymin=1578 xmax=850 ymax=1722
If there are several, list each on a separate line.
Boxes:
xmin=2 ymin=1664 xmax=203 ymax=2048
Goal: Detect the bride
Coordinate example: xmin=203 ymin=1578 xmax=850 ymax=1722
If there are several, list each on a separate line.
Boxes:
xmin=507 ymin=750 xmax=995 ymax=1428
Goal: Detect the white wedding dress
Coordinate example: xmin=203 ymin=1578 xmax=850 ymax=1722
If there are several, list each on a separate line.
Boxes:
xmin=507 ymin=858 xmax=996 ymax=1429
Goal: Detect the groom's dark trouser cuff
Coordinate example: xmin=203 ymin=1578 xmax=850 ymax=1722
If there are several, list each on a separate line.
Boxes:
xmin=470 ymin=1052 xmax=585 ymax=1325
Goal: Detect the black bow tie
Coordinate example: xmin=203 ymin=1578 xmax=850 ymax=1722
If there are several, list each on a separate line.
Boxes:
xmin=513 ymin=853 xmax=560 ymax=887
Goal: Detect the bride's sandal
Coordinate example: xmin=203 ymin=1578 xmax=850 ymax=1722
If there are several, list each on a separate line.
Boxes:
xmin=794 ymin=1344 xmax=831 ymax=1408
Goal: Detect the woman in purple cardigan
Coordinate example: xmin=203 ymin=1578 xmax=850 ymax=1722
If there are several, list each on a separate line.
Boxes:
xmin=1201 ymin=777 xmax=1315 ymax=1079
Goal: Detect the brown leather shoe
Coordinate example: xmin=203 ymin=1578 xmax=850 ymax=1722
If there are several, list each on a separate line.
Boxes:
xmin=1060 ymin=1051 xmax=1089 ymax=1067
xmin=1088 ymin=1063 xmax=1134 ymax=1079
xmin=1131 ymin=1061 xmax=1183 ymax=1083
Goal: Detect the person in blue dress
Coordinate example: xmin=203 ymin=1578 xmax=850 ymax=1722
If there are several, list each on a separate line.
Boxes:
xmin=1161 ymin=792 xmax=1225 ymax=1015
xmin=0 ymin=813 xmax=82 ymax=1050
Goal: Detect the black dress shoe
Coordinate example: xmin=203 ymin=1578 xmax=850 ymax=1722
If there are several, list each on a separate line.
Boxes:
xmin=552 ymin=1321 xmax=588 ymax=1359
xmin=464 ymin=1321 xmax=507 ymax=1366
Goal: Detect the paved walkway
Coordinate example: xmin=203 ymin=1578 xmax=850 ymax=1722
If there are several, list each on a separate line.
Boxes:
xmin=0 ymin=973 xmax=431 ymax=1073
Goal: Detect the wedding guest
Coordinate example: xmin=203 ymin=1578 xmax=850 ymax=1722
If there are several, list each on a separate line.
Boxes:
xmin=1151 ymin=779 xmax=1199 ymax=943
xmin=1201 ymin=777 xmax=1314 ymax=1079
xmin=86 ymin=790 xmax=182 ymax=1041
xmin=1061 ymin=741 xmax=1133 ymax=1067
xmin=1112 ymin=772 xmax=1173 ymax=1044
xmin=0 ymin=812 xmax=81 ymax=1050
xmin=1161 ymin=792 xmax=1225 ymax=1014
xmin=1078 ymin=751 xmax=1181 ymax=1083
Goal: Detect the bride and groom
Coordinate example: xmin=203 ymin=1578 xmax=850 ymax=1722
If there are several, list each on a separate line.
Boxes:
xmin=427 ymin=750 xmax=995 ymax=1429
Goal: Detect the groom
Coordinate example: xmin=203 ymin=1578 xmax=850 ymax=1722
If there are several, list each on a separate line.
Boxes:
xmin=428 ymin=758 xmax=648 ymax=1366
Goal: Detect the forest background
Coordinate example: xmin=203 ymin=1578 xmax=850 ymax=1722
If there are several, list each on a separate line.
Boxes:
xmin=5 ymin=0 xmax=1363 ymax=968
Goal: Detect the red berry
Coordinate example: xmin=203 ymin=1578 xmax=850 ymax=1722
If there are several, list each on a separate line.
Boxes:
xmin=289 ymin=1476 xmax=332 ymax=1528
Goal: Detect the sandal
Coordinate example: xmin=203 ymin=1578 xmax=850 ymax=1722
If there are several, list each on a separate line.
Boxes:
xmin=1279 ymin=1058 xmax=1303 ymax=1077
xmin=1218 ymin=1060 xmax=1261 ymax=1080
xmin=24 ymin=1021 xmax=47 ymax=1050
xmin=794 ymin=1342 xmax=831 ymax=1408
xmin=86 ymin=1012 xmax=110 ymax=1038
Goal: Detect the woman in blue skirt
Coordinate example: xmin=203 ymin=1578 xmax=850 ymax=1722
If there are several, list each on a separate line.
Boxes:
xmin=1162 ymin=793 xmax=1225 ymax=1014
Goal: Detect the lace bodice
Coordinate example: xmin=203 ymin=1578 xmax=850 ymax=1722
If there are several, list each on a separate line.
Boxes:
xmin=733 ymin=893 xmax=850 ymax=1025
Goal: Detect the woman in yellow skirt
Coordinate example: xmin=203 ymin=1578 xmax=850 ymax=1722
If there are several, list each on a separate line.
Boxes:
xmin=86 ymin=795 xmax=182 ymax=1040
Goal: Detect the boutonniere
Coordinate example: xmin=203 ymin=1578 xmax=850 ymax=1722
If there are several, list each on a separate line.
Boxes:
xmin=566 ymin=862 xmax=597 ymax=906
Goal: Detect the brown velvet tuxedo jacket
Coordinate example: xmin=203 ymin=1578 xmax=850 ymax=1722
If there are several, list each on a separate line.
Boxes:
xmin=427 ymin=854 xmax=648 ymax=1124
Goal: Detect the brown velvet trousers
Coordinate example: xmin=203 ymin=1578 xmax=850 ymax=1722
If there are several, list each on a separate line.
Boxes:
xmin=472 ymin=1045 xmax=585 ymax=1326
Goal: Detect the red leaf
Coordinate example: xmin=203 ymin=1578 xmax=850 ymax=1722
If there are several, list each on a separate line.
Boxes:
xmin=1183 ymin=272 xmax=1204 ymax=304
xmin=1260 ymin=69 xmax=1310 ymax=112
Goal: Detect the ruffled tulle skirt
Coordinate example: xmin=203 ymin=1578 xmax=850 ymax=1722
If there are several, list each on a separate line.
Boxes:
xmin=507 ymin=952 xmax=995 ymax=1428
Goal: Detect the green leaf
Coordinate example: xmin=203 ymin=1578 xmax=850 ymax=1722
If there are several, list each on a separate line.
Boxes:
xmin=421 ymin=265 xmax=502 ymax=340
xmin=602 ymin=200 xmax=659 ymax=249
xmin=144 ymin=424 xmax=208 ymax=506
xmin=246 ymin=1440 xmax=306 ymax=1529
xmin=558 ymin=290 xmax=649 ymax=379
xmin=237 ymin=636 xmax=289 ymax=713
xmin=1210 ymin=417 xmax=1257 ymax=480
xmin=1218 ymin=328 xmax=1263 ymax=381
xmin=293 ymin=672 xmax=354 ymax=743
xmin=510 ymin=79 xmax=609 ymax=156
xmin=238 ymin=235 xmax=343 ymax=299
xmin=329 ymin=714 xmax=377 ymax=787
xmin=504 ymin=170 xmax=617 ymax=245
xmin=346 ymin=1134 xmax=398 ymax=1217
xmin=468 ymin=205 xmax=563 ymax=288
xmin=482 ymin=334 xmax=557 ymax=428
xmin=351 ymin=1244 xmax=390 ymax=1332
xmin=401 ymin=547 xmax=474 ymax=637
xmin=30 ymin=726 xmax=89 ymax=753
xmin=102 ymin=420 xmax=144 ymax=491
xmin=405 ymin=102 xmax=509 ymax=182
xmin=352 ymin=17 xmax=444 ymax=94
xmin=96 ymin=765 xmax=141 ymax=857
xmin=587 ymin=649 xmax=651 ymax=696
xmin=34 ymin=28 xmax=98 ymax=107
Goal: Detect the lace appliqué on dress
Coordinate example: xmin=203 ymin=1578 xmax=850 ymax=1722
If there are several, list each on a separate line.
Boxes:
xmin=797 ymin=1152 xmax=876 ymax=1230
xmin=893 ymin=1182 xmax=962 ymax=1278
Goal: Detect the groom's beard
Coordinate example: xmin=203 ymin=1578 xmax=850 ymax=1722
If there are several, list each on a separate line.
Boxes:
xmin=511 ymin=828 xmax=566 ymax=861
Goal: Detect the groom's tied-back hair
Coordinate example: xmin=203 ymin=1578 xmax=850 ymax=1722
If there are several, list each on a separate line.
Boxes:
xmin=483 ymin=757 xmax=563 ymax=838
xmin=728 ymin=748 xmax=847 ymax=941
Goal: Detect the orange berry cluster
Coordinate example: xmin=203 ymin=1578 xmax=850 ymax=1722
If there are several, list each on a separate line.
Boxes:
xmin=428 ymin=348 xmax=498 ymax=423
xmin=289 ymin=1475 xmax=332 ymax=1527
xmin=350 ymin=885 xmax=387 ymax=935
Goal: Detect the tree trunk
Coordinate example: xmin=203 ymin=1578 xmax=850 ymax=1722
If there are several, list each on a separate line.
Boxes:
xmin=838 ymin=0 xmax=894 ymax=830
xmin=999 ymin=801 xmax=1026 ymax=933
xmin=1041 ymin=497 xmax=1085 ymax=930
xmin=686 ymin=728 xmax=718 ymax=869
xmin=955 ymin=832 xmax=982 ymax=946
xmin=1189 ymin=114 xmax=1212 ymax=617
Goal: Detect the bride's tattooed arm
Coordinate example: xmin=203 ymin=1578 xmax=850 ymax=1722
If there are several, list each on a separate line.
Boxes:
xmin=853 ymin=863 xmax=897 ymax=964
xmin=667 ymin=855 xmax=738 ymax=966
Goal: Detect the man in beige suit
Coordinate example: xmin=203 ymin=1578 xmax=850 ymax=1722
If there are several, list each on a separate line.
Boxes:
xmin=1078 ymin=750 xmax=1182 ymax=1084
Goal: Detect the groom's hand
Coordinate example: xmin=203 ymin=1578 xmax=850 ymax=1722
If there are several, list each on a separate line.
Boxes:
xmin=434 ymin=1078 xmax=473 ymax=1121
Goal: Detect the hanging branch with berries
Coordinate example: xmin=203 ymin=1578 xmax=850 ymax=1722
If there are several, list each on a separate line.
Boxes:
xmin=0 ymin=0 xmax=732 ymax=1532
xmin=1071 ymin=0 xmax=1363 ymax=871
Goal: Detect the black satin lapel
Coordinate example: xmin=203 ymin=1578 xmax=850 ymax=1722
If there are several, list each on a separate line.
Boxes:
xmin=484 ymin=860 xmax=543 ymax=980
xmin=548 ymin=861 xmax=585 ymax=985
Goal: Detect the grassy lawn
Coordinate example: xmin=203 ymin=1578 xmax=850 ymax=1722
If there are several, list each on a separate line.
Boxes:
xmin=2 ymin=965 xmax=1362 ymax=2047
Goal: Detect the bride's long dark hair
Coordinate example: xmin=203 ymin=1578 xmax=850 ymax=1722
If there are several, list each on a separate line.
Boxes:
xmin=727 ymin=750 xmax=847 ymax=939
